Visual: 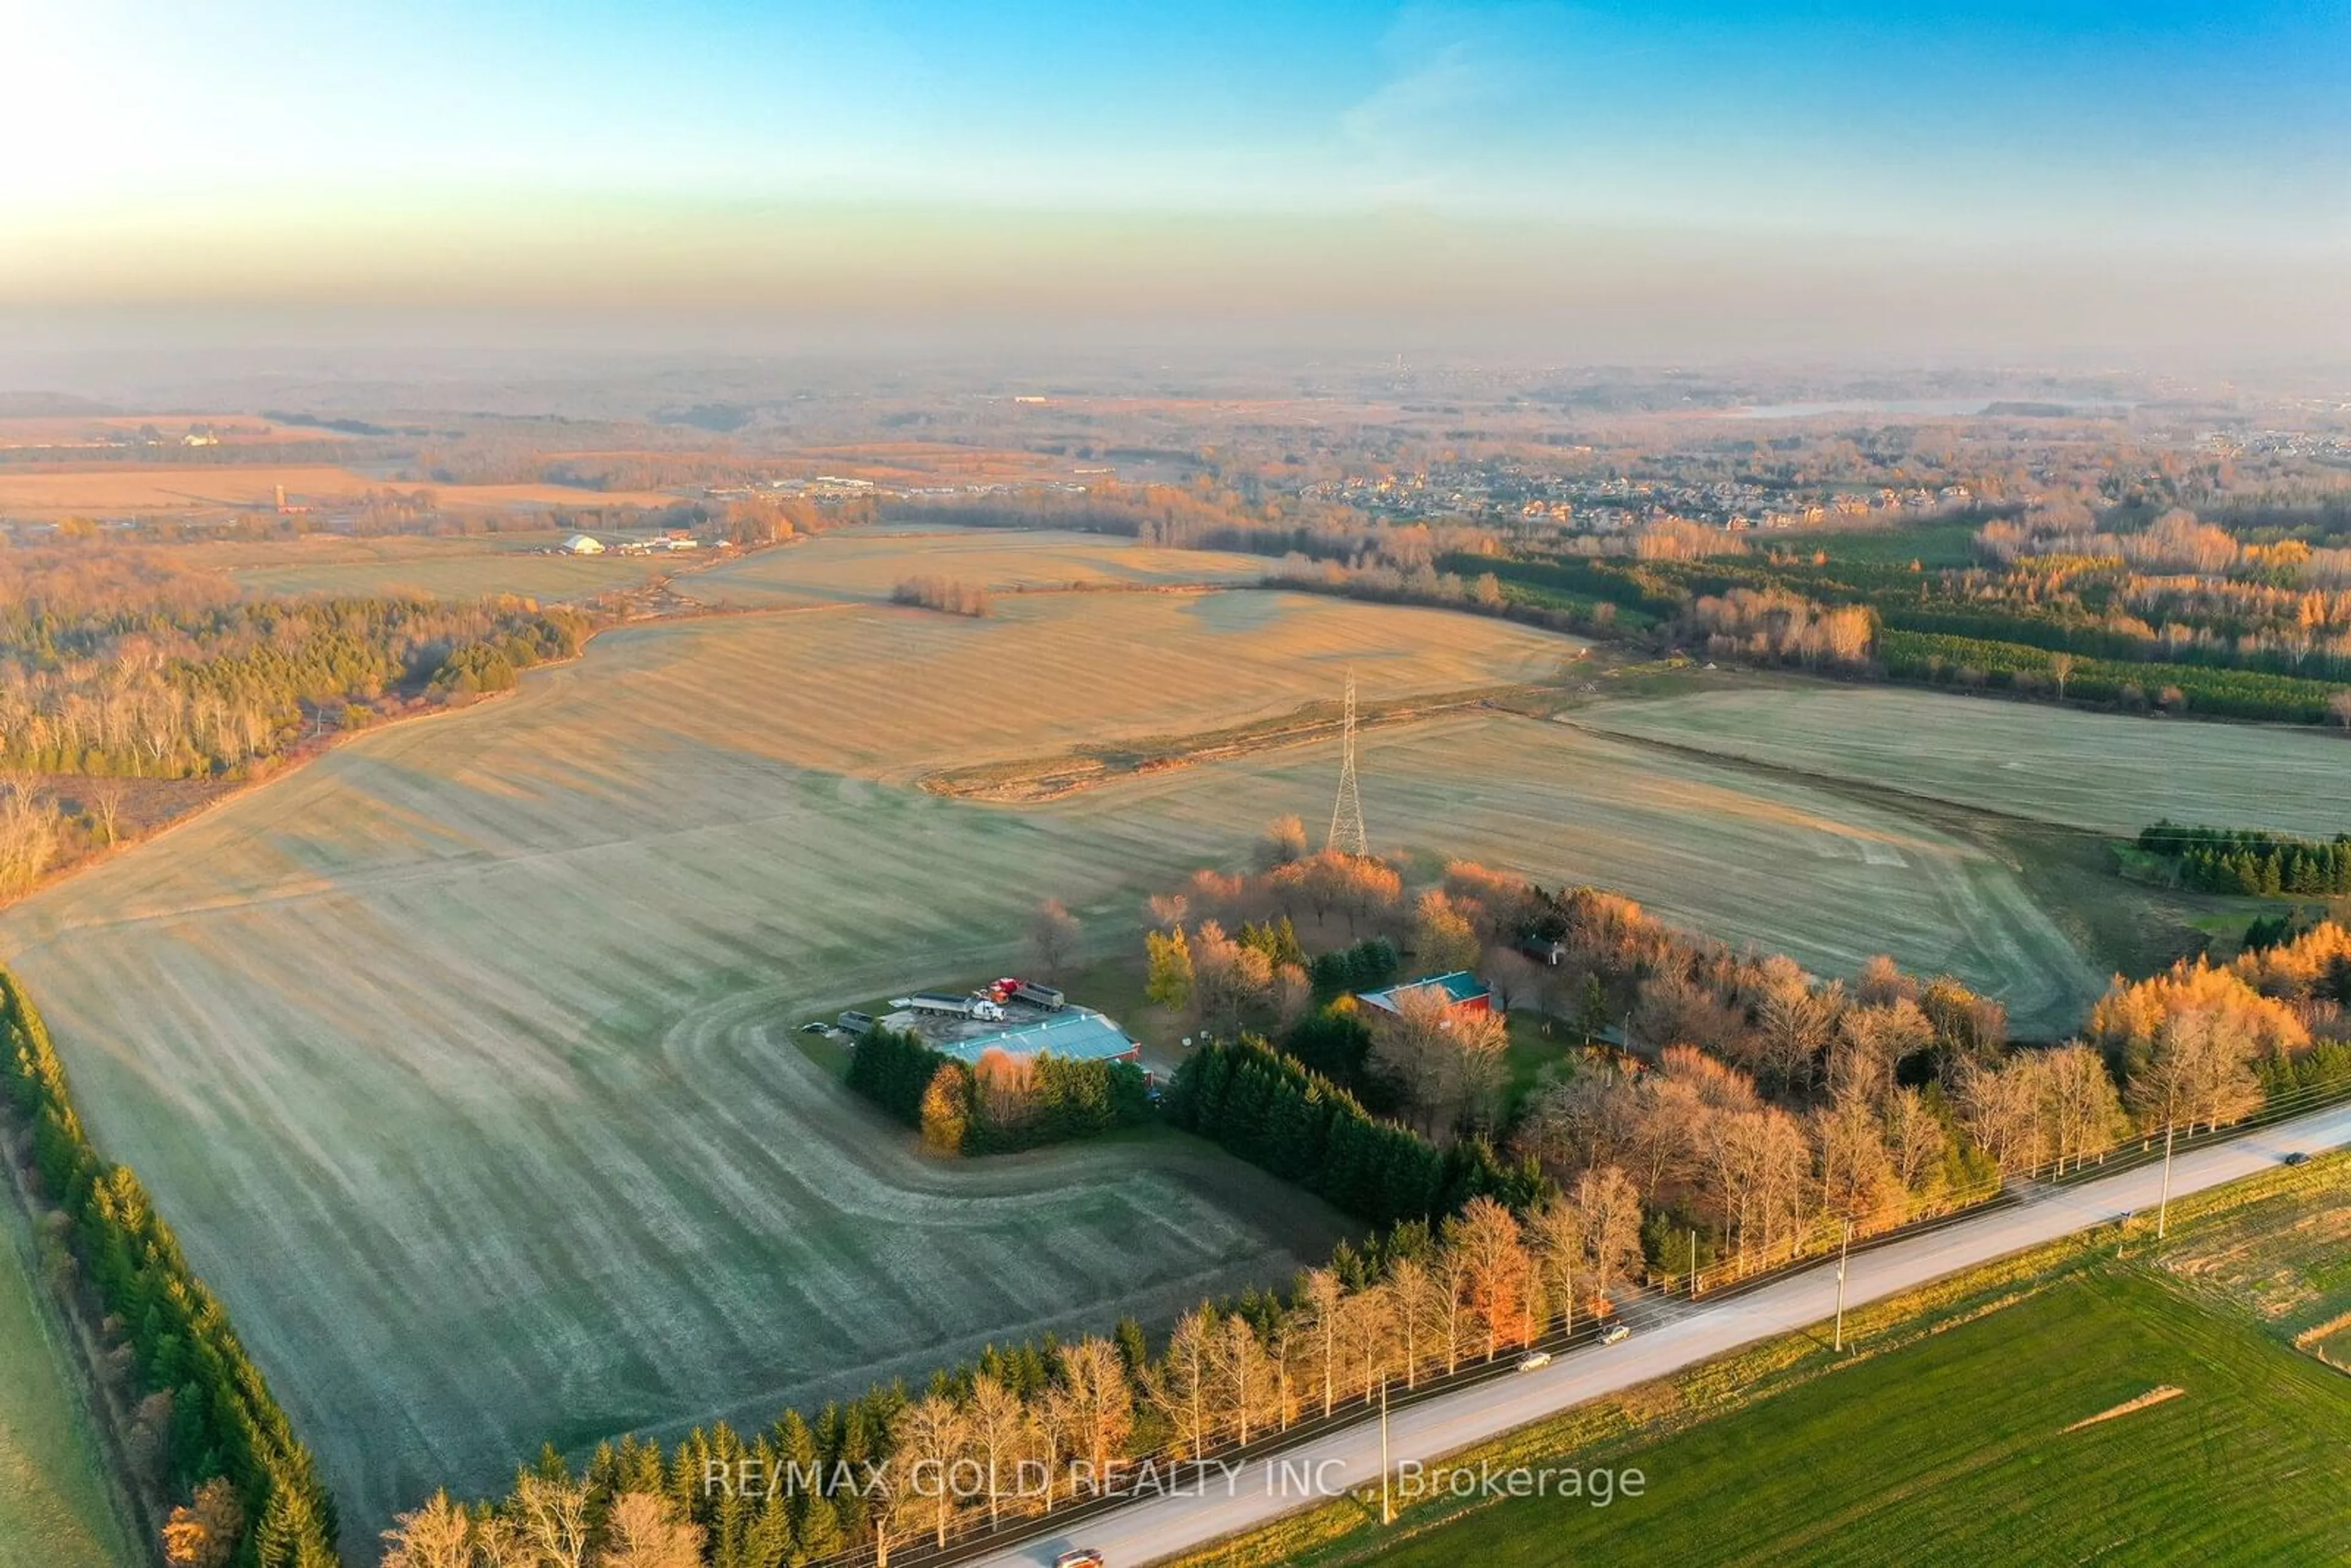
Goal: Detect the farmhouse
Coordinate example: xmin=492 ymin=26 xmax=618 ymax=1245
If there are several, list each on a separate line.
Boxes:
xmin=1357 ymin=970 xmax=1493 ymax=1016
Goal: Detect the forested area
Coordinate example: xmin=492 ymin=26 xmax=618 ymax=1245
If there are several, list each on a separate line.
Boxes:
xmin=887 ymin=576 xmax=992 ymax=617
xmin=0 ymin=969 xmax=336 ymax=1568
xmin=0 ymin=547 xmax=598 ymax=900
xmin=1138 ymin=840 xmax=2351 ymax=1281
xmin=0 ymin=550 xmax=595 ymax=776
xmin=2137 ymin=821 xmax=2351 ymax=895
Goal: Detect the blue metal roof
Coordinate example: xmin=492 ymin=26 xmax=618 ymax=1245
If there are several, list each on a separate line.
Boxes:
xmin=936 ymin=1008 xmax=1139 ymax=1065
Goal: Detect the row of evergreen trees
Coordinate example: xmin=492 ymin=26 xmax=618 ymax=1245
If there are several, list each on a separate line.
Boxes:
xmin=840 ymin=1027 xmax=943 ymax=1125
xmin=1164 ymin=1035 xmax=1551 ymax=1228
xmin=0 ymin=968 xmax=337 ymax=1567
xmin=1879 ymin=629 xmax=2349 ymax=723
xmin=2139 ymin=820 xmax=2351 ymax=896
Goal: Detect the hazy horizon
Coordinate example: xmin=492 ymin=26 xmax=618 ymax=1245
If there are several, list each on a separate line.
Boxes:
xmin=7 ymin=1 xmax=2350 ymax=366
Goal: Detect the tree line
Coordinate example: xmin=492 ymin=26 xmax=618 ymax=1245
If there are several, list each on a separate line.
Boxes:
xmin=842 ymin=1026 xmax=1149 ymax=1155
xmin=1429 ymin=533 xmax=2351 ymax=726
xmin=377 ymin=1185 xmax=1641 ymax=1568
xmin=0 ymin=967 xmax=337 ymax=1567
xmin=1166 ymin=1036 xmax=1547 ymax=1228
xmin=888 ymin=577 xmax=992 ymax=618
xmin=2136 ymin=820 xmax=2351 ymax=896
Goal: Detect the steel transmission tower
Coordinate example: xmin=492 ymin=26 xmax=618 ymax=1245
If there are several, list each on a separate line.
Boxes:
xmin=1326 ymin=672 xmax=1368 ymax=856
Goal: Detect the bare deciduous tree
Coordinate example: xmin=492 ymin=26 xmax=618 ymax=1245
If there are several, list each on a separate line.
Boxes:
xmin=595 ymin=1493 xmax=702 ymax=1568
xmin=1024 ymin=898 xmax=1081 ymax=981
xmin=380 ymin=1492 xmax=471 ymax=1568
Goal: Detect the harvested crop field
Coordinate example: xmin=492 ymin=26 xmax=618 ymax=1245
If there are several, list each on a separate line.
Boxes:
xmin=681 ymin=526 xmax=1267 ymax=607
xmin=2154 ymin=1152 xmax=2351 ymax=1358
xmin=0 ymin=586 xmax=2117 ymax=1537
xmin=0 ymin=590 xmax=1573 ymax=1533
xmin=590 ymin=589 xmax=1584 ymax=780
xmin=0 ymin=713 xmax=1355 ymax=1531
xmin=0 ymin=464 xmax=675 ymax=517
xmin=1579 ymin=685 xmax=2351 ymax=838
xmin=1101 ymin=711 xmax=2104 ymax=1036
xmin=0 ymin=1208 xmax=135 ymax=1568
xmin=227 ymin=546 xmax=676 ymax=602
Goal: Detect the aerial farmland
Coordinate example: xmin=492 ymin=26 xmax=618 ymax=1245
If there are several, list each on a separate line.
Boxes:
xmin=5 ymin=524 xmax=2346 ymax=1546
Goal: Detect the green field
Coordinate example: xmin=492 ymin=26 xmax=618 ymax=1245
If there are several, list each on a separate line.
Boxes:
xmin=0 ymin=1207 xmax=136 ymax=1568
xmin=2155 ymin=1158 xmax=2351 ymax=1364
xmin=1352 ymin=1269 xmax=2351 ymax=1566
xmin=1801 ymin=520 xmax=1981 ymax=567
xmin=1579 ymin=684 xmax=2351 ymax=838
xmin=1177 ymin=1157 xmax=2351 ymax=1568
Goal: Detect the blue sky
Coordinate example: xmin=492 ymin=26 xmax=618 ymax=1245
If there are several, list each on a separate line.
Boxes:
xmin=6 ymin=1 xmax=2348 ymax=350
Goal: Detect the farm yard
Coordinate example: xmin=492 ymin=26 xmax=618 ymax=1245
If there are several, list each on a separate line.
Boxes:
xmin=679 ymin=524 xmax=1268 ymax=607
xmin=1578 ymin=684 xmax=2351 ymax=839
xmin=0 ymin=1206 xmax=135 ymax=1568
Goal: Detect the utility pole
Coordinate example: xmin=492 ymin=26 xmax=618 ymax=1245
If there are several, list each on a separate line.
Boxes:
xmin=2156 ymin=1122 xmax=2177 ymax=1242
xmin=1378 ymin=1378 xmax=1392 ymax=1525
xmin=1689 ymin=1229 xmax=1700 ymax=1297
xmin=1833 ymin=1219 xmax=1851 ymax=1352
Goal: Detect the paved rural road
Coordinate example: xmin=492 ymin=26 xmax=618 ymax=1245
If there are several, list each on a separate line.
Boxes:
xmin=978 ymin=1105 xmax=2351 ymax=1567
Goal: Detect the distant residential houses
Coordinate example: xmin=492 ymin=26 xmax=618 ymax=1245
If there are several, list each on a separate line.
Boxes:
xmin=1312 ymin=466 xmax=1973 ymax=534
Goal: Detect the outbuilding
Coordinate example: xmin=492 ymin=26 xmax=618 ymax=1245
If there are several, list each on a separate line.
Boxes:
xmin=933 ymin=1007 xmax=1140 ymax=1066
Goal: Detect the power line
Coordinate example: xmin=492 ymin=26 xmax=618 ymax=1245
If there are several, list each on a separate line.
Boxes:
xmin=1326 ymin=670 xmax=1367 ymax=857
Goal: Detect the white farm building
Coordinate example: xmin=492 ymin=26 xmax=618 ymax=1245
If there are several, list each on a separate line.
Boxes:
xmin=560 ymin=534 xmax=606 ymax=555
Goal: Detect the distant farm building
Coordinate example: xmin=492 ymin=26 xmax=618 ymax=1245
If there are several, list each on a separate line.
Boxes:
xmin=872 ymin=983 xmax=1142 ymax=1069
xmin=1357 ymin=970 xmax=1493 ymax=1016
xmin=560 ymin=533 xmax=606 ymax=555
